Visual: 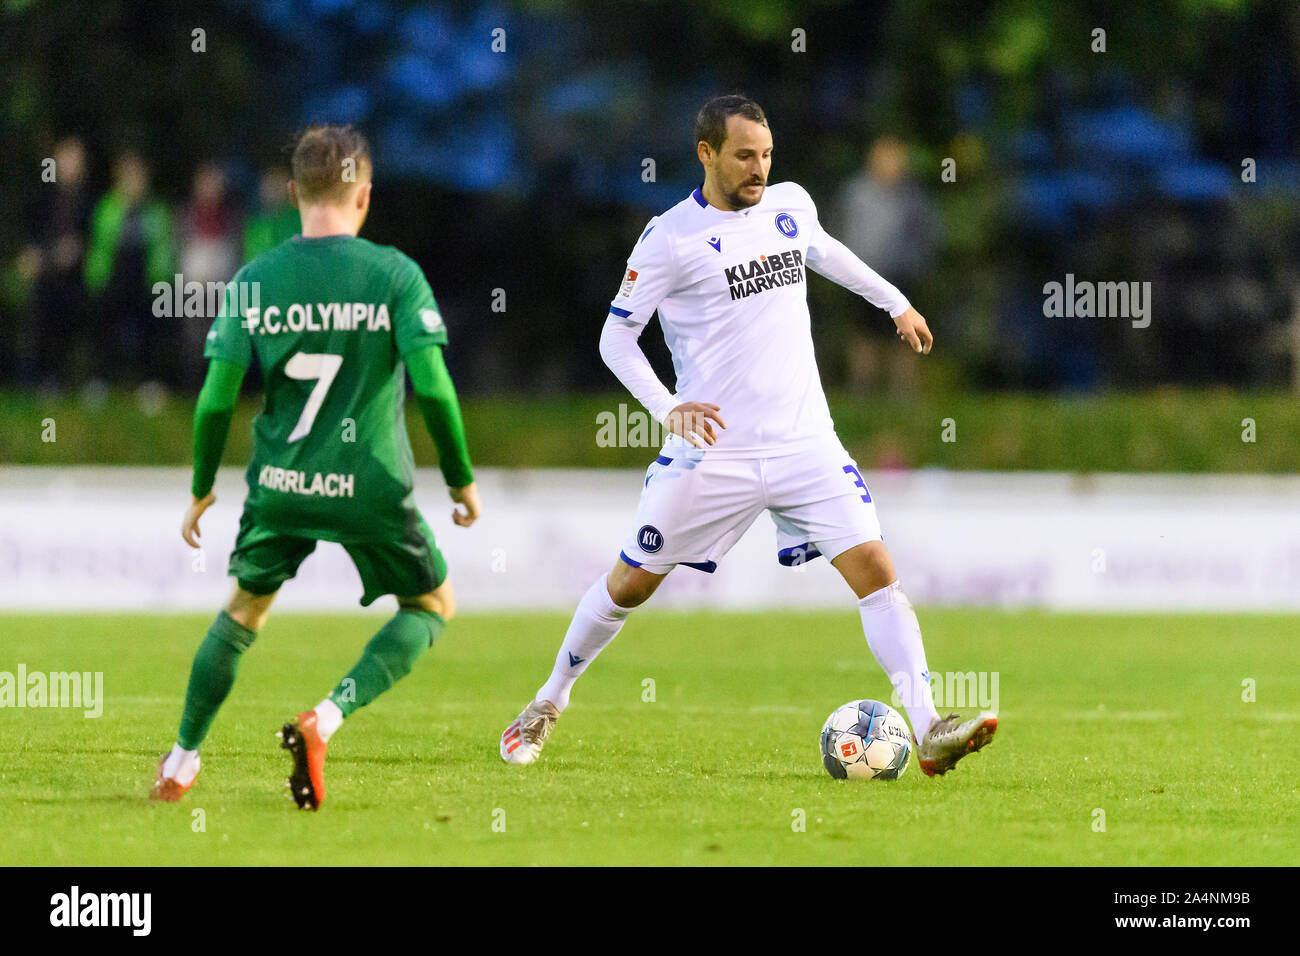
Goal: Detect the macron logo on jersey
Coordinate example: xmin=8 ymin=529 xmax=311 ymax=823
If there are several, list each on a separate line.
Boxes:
xmin=420 ymin=308 xmax=443 ymax=333
xmin=724 ymin=249 xmax=805 ymax=301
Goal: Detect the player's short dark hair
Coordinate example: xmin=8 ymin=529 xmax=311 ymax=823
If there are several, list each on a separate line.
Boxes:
xmin=291 ymin=125 xmax=371 ymax=203
xmin=694 ymin=95 xmax=768 ymax=153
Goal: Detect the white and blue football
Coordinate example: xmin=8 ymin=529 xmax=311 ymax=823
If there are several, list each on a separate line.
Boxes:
xmin=820 ymin=699 xmax=911 ymax=780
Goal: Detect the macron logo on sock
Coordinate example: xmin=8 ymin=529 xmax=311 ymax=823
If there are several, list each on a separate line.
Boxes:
xmin=568 ymin=652 xmax=585 ymax=668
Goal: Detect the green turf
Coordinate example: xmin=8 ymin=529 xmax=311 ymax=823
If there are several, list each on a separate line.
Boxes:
xmin=0 ymin=609 xmax=1295 ymax=865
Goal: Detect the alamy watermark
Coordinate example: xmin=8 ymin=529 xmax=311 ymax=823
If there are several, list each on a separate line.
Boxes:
xmin=1043 ymin=274 xmax=1151 ymax=328
xmin=596 ymin=403 xmax=665 ymax=448
xmin=891 ymin=670 xmax=999 ymax=714
xmin=152 ymin=275 xmax=260 ymax=319
xmin=0 ymin=665 xmax=103 ymax=717
xmin=49 ymin=886 xmax=150 ymax=935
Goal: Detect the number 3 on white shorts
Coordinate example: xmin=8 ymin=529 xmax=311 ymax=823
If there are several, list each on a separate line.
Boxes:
xmin=843 ymin=464 xmax=872 ymax=503
xmin=284 ymin=352 xmax=344 ymax=443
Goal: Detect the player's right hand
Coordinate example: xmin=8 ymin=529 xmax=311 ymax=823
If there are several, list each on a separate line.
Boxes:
xmin=663 ymin=402 xmax=727 ymax=449
xmin=449 ymin=482 xmax=481 ymax=528
xmin=181 ymin=492 xmax=216 ymax=548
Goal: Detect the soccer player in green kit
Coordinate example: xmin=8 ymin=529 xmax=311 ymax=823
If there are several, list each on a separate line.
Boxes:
xmin=150 ymin=126 xmax=480 ymax=810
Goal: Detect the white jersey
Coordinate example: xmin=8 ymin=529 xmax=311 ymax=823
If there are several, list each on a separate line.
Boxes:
xmin=604 ymin=181 xmax=910 ymax=459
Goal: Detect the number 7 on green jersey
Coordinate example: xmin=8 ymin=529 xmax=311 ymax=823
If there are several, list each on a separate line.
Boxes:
xmin=284 ymin=352 xmax=343 ymax=443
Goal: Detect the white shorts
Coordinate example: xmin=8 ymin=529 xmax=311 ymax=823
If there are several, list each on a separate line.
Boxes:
xmin=619 ymin=435 xmax=883 ymax=575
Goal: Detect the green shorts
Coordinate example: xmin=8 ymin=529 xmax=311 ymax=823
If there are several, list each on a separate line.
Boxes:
xmin=228 ymin=512 xmax=448 ymax=607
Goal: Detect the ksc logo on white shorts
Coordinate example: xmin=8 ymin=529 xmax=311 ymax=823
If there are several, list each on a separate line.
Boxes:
xmin=637 ymin=525 xmax=663 ymax=553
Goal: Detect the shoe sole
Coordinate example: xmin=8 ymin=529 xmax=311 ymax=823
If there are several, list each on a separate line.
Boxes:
xmin=149 ymin=779 xmax=188 ymax=801
xmin=920 ymin=715 xmax=998 ymax=778
xmin=279 ymin=721 xmax=321 ymax=810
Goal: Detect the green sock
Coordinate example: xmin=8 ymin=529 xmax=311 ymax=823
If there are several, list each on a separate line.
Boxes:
xmin=177 ymin=611 xmax=257 ymax=750
xmin=329 ymin=609 xmax=443 ymax=717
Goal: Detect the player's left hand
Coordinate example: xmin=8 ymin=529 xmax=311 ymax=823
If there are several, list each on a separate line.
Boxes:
xmin=893 ymin=307 xmax=933 ymax=354
xmin=181 ymin=493 xmax=216 ymax=548
xmin=449 ymin=482 xmax=481 ymax=528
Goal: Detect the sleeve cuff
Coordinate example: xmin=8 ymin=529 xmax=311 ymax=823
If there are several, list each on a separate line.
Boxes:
xmin=887 ymin=297 xmax=911 ymax=319
xmin=646 ymin=393 xmax=679 ymax=423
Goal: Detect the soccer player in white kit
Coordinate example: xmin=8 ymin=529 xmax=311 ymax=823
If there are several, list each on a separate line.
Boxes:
xmin=501 ymin=96 xmax=996 ymax=776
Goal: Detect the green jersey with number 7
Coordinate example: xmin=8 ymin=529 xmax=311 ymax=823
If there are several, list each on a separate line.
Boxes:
xmin=204 ymin=234 xmax=452 ymax=543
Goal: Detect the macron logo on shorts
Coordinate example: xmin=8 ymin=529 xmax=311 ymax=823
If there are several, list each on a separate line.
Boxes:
xmin=637 ymin=525 xmax=664 ymax=553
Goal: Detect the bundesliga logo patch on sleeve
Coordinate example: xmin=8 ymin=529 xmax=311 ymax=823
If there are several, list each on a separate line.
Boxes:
xmin=618 ymin=269 xmax=638 ymax=298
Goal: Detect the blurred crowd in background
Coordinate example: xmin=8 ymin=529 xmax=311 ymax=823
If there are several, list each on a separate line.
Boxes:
xmin=2 ymin=0 xmax=1299 ymax=402
xmin=10 ymin=136 xmax=297 ymax=394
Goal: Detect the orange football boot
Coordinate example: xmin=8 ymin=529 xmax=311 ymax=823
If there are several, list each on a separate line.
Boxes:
xmin=279 ymin=711 xmax=327 ymax=810
xmin=149 ymin=754 xmax=198 ymax=802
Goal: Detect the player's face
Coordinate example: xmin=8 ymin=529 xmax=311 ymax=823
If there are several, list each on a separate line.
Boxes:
xmin=711 ymin=116 xmax=773 ymax=209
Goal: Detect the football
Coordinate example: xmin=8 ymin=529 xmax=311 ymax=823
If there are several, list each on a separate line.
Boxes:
xmin=820 ymin=699 xmax=912 ymax=780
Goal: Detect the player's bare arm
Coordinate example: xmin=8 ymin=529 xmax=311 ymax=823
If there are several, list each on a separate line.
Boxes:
xmin=893 ymin=305 xmax=933 ymax=354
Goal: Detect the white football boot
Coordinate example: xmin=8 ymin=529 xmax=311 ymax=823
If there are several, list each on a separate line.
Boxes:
xmin=500 ymin=699 xmax=560 ymax=764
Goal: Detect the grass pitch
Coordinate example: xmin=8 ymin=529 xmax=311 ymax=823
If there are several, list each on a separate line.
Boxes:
xmin=1 ymin=609 xmax=1295 ymax=866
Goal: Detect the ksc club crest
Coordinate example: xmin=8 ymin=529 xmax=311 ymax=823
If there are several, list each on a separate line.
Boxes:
xmin=637 ymin=525 xmax=664 ymax=553
xmin=775 ymin=212 xmax=798 ymax=238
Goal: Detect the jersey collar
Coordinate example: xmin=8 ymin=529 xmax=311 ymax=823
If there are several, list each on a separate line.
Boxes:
xmin=691 ymin=184 xmax=763 ymax=216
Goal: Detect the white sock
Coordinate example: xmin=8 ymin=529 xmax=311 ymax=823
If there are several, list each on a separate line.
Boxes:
xmin=536 ymin=574 xmax=632 ymax=711
xmin=314 ymin=698 xmax=344 ymax=743
xmin=858 ymin=581 xmax=941 ymax=741
xmin=162 ymin=744 xmax=200 ymax=785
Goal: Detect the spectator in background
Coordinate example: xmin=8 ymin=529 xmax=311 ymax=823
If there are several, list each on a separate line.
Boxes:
xmin=15 ymin=136 xmax=92 ymax=391
xmin=85 ymin=150 xmax=173 ymax=389
xmin=243 ymin=166 xmax=298 ymax=261
xmin=177 ymin=161 xmax=241 ymax=390
xmin=833 ymin=135 xmax=939 ymax=396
